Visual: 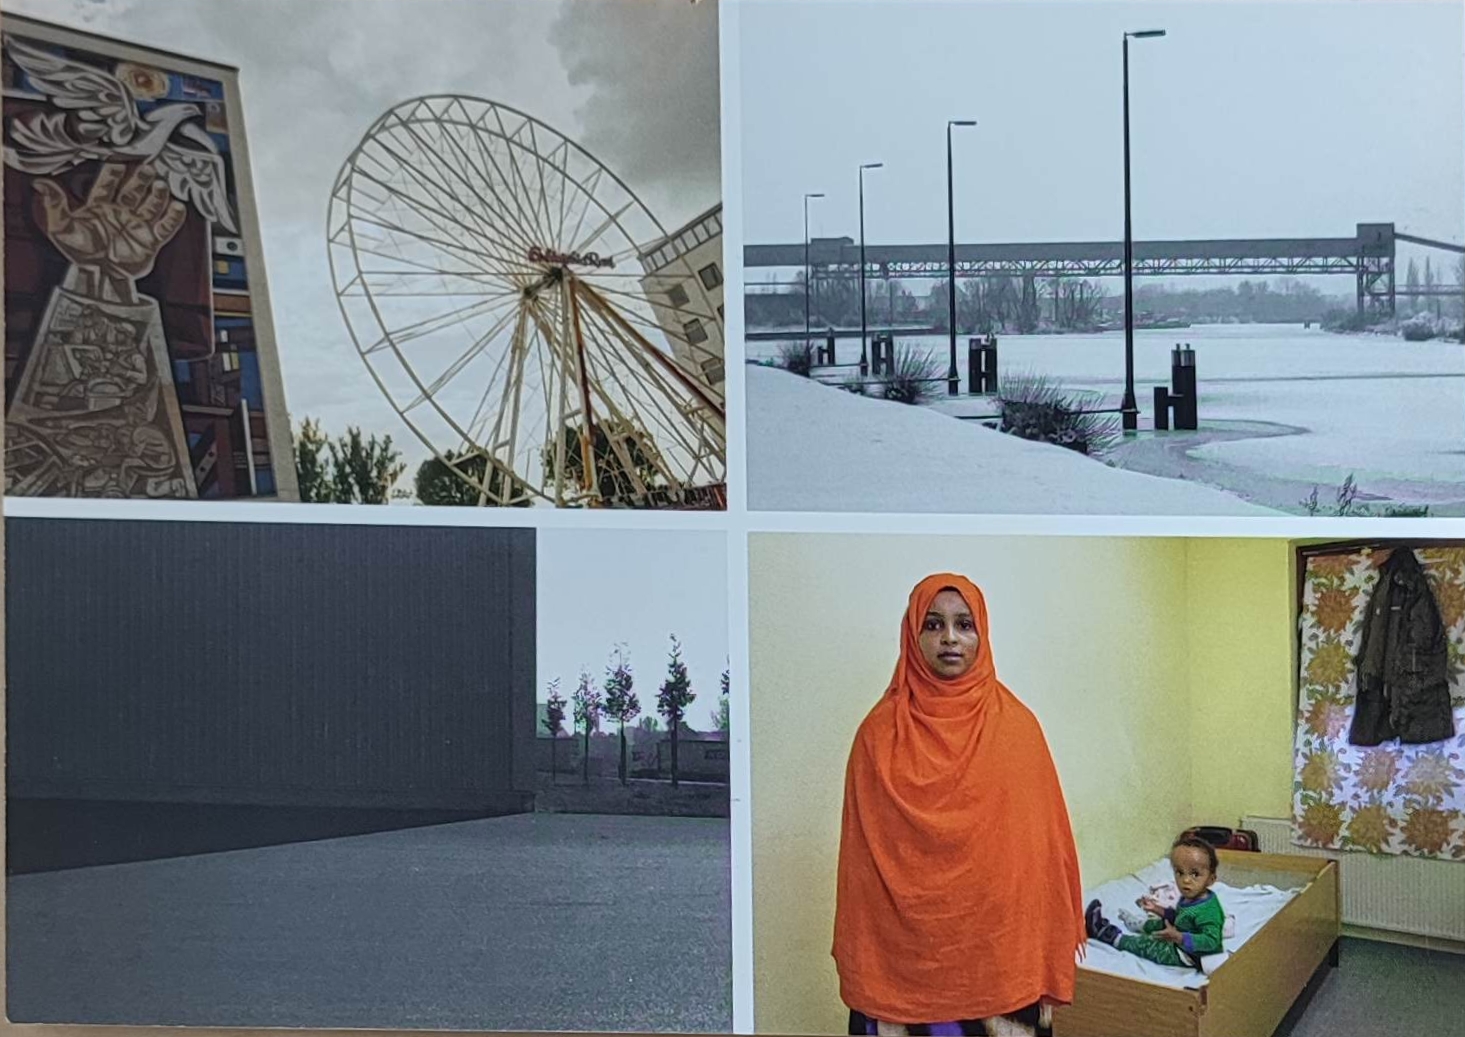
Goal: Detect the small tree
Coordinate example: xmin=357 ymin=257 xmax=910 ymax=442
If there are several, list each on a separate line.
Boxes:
xmin=328 ymin=426 xmax=405 ymax=503
xmin=543 ymin=679 xmax=567 ymax=785
xmin=294 ymin=418 xmax=333 ymax=503
xmin=714 ymin=665 xmax=730 ymax=734
xmin=656 ymin=635 xmax=697 ymax=787
xmin=571 ymin=670 xmax=603 ymax=787
xmin=602 ymin=646 xmax=642 ymax=786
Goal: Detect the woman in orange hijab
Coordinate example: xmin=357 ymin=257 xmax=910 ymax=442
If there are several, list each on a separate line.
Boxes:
xmin=833 ymin=574 xmax=1085 ymax=1037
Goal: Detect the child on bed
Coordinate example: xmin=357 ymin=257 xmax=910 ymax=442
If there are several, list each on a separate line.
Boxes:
xmin=1084 ymin=837 xmax=1226 ymax=969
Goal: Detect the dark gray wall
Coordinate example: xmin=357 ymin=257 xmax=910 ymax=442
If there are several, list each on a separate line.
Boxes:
xmin=6 ymin=518 xmax=537 ymax=812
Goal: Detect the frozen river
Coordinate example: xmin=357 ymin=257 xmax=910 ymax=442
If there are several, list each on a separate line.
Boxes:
xmin=749 ymin=323 xmax=1465 ymax=512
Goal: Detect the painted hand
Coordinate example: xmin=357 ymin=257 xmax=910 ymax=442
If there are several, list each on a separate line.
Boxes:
xmin=32 ymin=161 xmax=188 ymax=302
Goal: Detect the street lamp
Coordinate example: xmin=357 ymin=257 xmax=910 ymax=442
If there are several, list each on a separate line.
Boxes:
xmin=803 ymin=192 xmax=825 ymax=347
xmin=1121 ymin=28 xmax=1165 ymax=432
xmin=947 ymin=119 xmax=976 ymax=395
xmin=859 ymin=162 xmax=883 ymax=372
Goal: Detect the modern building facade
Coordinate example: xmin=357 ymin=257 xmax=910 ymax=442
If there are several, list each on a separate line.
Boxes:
xmin=6 ymin=518 xmax=537 ymax=867
xmin=639 ymin=204 xmax=726 ymax=389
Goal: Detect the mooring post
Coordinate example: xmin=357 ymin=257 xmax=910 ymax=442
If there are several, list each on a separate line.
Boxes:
xmin=1153 ymin=385 xmax=1170 ymax=430
xmin=982 ymin=335 xmax=999 ymax=395
xmin=1171 ymin=344 xmax=1198 ymax=431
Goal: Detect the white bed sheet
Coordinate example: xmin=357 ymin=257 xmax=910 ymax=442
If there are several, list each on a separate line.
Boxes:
xmin=1080 ymin=857 xmax=1303 ymax=990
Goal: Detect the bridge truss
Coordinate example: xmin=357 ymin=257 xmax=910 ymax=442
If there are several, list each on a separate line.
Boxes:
xmin=745 ymin=223 xmax=1464 ymax=316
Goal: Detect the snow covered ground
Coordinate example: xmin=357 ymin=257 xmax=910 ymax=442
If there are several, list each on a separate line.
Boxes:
xmin=744 ymin=364 xmax=1275 ymax=515
xmin=747 ymin=324 xmax=1465 ymax=514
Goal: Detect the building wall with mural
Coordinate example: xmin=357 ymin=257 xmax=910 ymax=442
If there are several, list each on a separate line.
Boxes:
xmin=2 ymin=16 xmax=297 ymax=499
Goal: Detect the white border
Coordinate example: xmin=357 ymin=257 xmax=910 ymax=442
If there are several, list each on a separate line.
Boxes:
xmin=719 ymin=0 xmax=754 ymax=1030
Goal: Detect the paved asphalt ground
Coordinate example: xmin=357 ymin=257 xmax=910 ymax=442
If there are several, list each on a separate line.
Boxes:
xmin=7 ymin=813 xmax=732 ymax=1032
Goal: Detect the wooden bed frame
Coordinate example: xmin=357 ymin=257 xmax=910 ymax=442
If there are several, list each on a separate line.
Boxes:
xmin=1052 ymin=851 xmax=1341 ymax=1037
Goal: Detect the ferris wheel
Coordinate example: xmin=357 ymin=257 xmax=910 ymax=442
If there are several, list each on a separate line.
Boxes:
xmin=327 ymin=96 xmax=726 ymax=507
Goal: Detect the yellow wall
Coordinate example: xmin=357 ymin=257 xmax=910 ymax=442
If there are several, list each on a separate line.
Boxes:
xmin=1186 ymin=538 xmax=1299 ymax=821
xmin=748 ymin=534 xmax=1200 ymax=1036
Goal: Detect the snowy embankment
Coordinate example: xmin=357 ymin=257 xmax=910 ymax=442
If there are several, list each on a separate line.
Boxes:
xmin=745 ymin=365 xmax=1277 ymax=515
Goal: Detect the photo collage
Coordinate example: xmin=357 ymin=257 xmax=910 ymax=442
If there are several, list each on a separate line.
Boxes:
xmin=2 ymin=1 xmax=1463 ymax=1036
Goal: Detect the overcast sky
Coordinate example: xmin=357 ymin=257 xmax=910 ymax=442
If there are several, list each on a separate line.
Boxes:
xmin=537 ymin=529 xmax=728 ymax=731
xmin=8 ymin=0 xmax=721 ymax=470
xmin=739 ymin=0 xmax=1464 ymax=260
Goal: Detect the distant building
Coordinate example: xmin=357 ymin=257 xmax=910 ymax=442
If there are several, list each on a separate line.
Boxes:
xmin=638 ymin=204 xmax=725 ymax=389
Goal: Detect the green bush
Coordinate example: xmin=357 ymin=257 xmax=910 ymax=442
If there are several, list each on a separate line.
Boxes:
xmin=776 ymin=340 xmax=815 ymax=377
xmin=995 ymin=371 xmax=1119 ymax=456
xmin=880 ymin=345 xmax=944 ymax=405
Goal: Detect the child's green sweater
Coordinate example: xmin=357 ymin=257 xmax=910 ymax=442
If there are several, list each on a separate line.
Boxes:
xmin=1117 ymin=890 xmax=1226 ymax=968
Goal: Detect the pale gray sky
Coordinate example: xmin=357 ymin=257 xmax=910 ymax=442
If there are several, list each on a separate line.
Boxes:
xmin=536 ymin=529 xmax=728 ymax=731
xmin=8 ymin=0 xmax=721 ymax=470
xmin=740 ymin=0 xmax=1464 ymax=262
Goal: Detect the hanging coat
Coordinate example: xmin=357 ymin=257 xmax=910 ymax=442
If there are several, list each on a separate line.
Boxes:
xmin=1348 ymin=548 xmax=1456 ymax=746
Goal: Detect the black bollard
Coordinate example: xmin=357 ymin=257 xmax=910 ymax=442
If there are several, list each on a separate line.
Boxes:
xmin=1170 ymin=344 xmax=1198 ymax=431
xmin=1153 ymin=386 xmax=1171 ymax=430
xmin=817 ymin=333 xmax=836 ymax=367
xmin=967 ymin=337 xmax=983 ymax=395
xmin=981 ymin=336 xmax=1000 ymax=395
xmin=871 ymin=334 xmax=895 ymax=377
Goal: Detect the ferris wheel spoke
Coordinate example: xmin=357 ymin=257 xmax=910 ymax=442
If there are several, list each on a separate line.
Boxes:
xmin=547 ymin=139 xmax=575 ymax=245
xmin=576 ymin=292 xmax=704 ymax=454
xmin=572 ymin=200 xmax=637 ymax=257
xmin=576 ymin=281 xmax=725 ymax=427
xmin=379 ymin=114 xmax=542 ymax=257
xmin=355 ymin=270 xmax=519 ymax=299
xmin=581 ymin=283 xmax=721 ymax=365
xmin=369 ymin=294 xmax=517 ymax=355
xmin=476 ymin=306 xmax=529 ymax=458
xmin=340 ymin=238 xmax=497 ymax=290
xmin=405 ymin=303 xmax=521 ymax=411
xmin=351 ymin=209 xmax=530 ymax=284
xmin=429 ymin=110 xmax=550 ymax=257
xmin=563 ymin=166 xmax=605 ymax=253
xmin=491 ymin=107 xmax=560 ymax=249
xmin=353 ymin=151 xmax=535 ymax=275
xmin=526 ymin=122 xmax=561 ymax=251
xmin=577 ymin=307 xmax=702 ymax=479
xmin=455 ymin=110 xmax=552 ymax=254
xmin=368 ymin=139 xmax=537 ymax=273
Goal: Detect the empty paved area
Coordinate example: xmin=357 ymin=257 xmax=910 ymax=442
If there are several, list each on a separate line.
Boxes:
xmin=7 ymin=814 xmax=731 ymax=1032
xmin=1276 ymin=938 xmax=1465 ymax=1037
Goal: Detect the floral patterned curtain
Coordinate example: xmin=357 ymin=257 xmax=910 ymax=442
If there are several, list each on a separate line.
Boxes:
xmin=1293 ymin=545 xmax=1465 ymax=860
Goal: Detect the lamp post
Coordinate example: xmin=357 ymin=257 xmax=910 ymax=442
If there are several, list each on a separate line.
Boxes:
xmin=947 ymin=119 xmax=976 ymax=395
xmin=859 ymin=162 xmax=883 ymax=373
xmin=803 ymin=192 xmax=824 ymax=347
xmin=1121 ymin=28 xmax=1165 ymax=432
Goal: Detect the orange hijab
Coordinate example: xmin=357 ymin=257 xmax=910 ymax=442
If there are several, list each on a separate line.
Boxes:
xmin=832 ymin=574 xmax=1085 ymax=1025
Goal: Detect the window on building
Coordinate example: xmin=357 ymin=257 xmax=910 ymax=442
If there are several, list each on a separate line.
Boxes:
xmin=701 ymin=360 xmax=725 ymax=384
xmin=667 ymin=283 xmax=691 ymax=308
xmin=717 ymin=304 xmax=725 ymax=321
xmin=698 ymin=263 xmax=723 ymax=290
xmin=683 ymin=318 xmax=709 ymax=345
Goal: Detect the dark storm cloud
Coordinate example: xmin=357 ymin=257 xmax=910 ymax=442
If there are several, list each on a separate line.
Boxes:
xmin=550 ymin=0 xmax=722 ymax=221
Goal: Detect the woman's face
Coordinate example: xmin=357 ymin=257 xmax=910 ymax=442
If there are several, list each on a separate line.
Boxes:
xmin=918 ymin=588 xmax=981 ymax=679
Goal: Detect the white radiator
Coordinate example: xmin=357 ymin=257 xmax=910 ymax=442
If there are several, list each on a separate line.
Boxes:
xmin=1244 ymin=815 xmax=1465 ymax=943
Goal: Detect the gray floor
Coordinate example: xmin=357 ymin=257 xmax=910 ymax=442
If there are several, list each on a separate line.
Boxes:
xmin=7 ymin=813 xmax=732 ymax=1033
xmin=1277 ymin=938 xmax=1465 ymax=1037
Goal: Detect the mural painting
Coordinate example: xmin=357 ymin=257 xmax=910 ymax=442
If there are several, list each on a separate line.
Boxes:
xmin=2 ymin=23 xmax=295 ymax=499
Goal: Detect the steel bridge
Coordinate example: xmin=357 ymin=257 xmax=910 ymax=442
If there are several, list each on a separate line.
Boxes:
xmin=744 ymin=223 xmax=1465 ymax=315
